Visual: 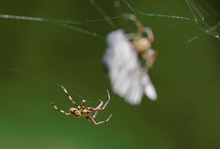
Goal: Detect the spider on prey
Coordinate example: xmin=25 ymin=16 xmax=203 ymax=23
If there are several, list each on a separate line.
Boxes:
xmin=123 ymin=14 xmax=157 ymax=72
xmin=51 ymin=86 xmax=112 ymax=125
xmin=103 ymin=14 xmax=158 ymax=104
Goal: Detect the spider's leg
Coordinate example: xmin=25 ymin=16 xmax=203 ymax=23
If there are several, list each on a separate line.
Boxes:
xmin=91 ymin=90 xmax=110 ymax=112
xmin=123 ymin=14 xmax=154 ymax=42
xmin=86 ymin=114 xmax=112 ymax=125
xmin=126 ymin=33 xmax=138 ymax=40
xmin=123 ymin=13 xmax=145 ymax=34
xmin=88 ymin=100 xmax=103 ymax=111
xmin=92 ymin=111 xmax=99 ymax=119
xmin=144 ymin=49 xmax=157 ymax=71
xmin=99 ymin=89 xmax=111 ymax=111
xmin=94 ymin=100 xmax=104 ymax=110
xmin=61 ymin=85 xmax=78 ymax=106
xmin=51 ymin=103 xmax=71 ymax=116
xmin=144 ymin=27 xmax=154 ymax=42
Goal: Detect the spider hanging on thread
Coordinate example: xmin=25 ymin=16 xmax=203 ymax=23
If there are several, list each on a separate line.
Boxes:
xmin=51 ymin=86 xmax=112 ymax=125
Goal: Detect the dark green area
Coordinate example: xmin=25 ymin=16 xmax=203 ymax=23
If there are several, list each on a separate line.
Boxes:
xmin=0 ymin=0 xmax=220 ymax=149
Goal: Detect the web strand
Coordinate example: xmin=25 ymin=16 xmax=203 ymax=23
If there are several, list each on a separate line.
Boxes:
xmin=0 ymin=0 xmax=219 ymax=100
xmin=0 ymin=0 xmax=219 ymax=41
xmin=0 ymin=14 xmax=104 ymax=39
xmin=122 ymin=0 xmax=220 ymax=40
xmin=185 ymin=0 xmax=205 ymax=22
xmin=184 ymin=0 xmax=220 ymax=40
xmin=0 ymin=64 xmax=84 ymax=100
xmin=122 ymin=0 xmax=196 ymax=21
xmin=89 ymin=0 xmax=116 ymax=29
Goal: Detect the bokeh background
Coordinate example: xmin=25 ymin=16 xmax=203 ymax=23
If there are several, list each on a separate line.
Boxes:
xmin=0 ymin=0 xmax=220 ymax=149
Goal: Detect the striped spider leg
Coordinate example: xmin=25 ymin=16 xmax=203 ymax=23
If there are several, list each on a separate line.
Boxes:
xmin=51 ymin=86 xmax=112 ymax=125
xmin=87 ymin=90 xmax=112 ymax=125
xmin=123 ymin=14 xmax=157 ymax=72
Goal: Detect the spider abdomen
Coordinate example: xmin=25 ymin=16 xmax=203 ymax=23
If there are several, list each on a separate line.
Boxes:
xmin=69 ymin=108 xmax=81 ymax=117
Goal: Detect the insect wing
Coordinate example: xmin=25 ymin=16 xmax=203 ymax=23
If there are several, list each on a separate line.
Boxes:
xmin=142 ymin=73 xmax=157 ymax=101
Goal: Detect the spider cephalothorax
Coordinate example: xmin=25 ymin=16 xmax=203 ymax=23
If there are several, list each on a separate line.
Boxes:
xmin=51 ymin=86 xmax=112 ymax=125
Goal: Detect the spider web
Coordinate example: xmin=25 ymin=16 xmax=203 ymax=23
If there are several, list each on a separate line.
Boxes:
xmin=124 ymin=0 xmax=220 ymax=39
xmin=0 ymin=0 xmax=219 ymax=39
xmin=0 ymin=0 xmax=219 ymax=98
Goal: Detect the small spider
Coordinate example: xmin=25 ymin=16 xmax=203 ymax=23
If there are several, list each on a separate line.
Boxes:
xmin=51 ymin=86 xmax=112 ymax=125
xmin=123 ymin=14 xmax=157 ymax=72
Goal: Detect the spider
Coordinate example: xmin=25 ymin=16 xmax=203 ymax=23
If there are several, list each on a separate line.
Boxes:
xmin=123 ymin=14 xmax=157 ymax=72
xmin=103 ymin=14 xmax=157 ymax=104
xmin=51 ymin=86 xmax=112 ymax=125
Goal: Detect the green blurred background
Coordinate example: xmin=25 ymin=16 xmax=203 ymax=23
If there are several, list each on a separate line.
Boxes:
xmin=0 ymin=0 xmax=220 ymax=149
